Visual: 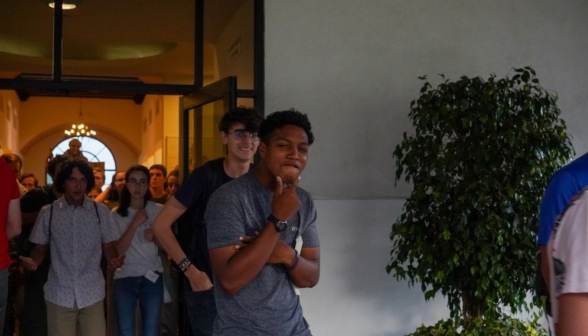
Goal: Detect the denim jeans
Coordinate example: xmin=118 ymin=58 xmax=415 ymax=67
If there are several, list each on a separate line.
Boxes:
xmin=185 ymin=287 xmax=217 ymax=336
xmin=0 ymin=268 xmax=8 ymax=335
xmin=114 ymin=275 xmax=163 ymax=336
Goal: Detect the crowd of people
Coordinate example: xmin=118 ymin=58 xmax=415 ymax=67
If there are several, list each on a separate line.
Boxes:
xmin=0 ymin=108 xmax=320 ymax=336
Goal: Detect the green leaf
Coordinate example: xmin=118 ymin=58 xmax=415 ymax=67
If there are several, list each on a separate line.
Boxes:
xmin=522 ymin=71 xmax=530 ymax=83
xmin=436 ymin=270 xmax=445 ymax=281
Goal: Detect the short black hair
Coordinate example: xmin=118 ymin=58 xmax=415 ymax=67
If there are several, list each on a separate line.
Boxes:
xmin=47 ymin=154 xmax=69 ymax=178
xmin=54 ymin=159 xmax=95 ymax=193
xmin=259 ymin=109 xmax=314 ymax=145
xmin=149 ymin=164 xmax=167 ymax=178
xmin=218 ymin=107 xmax=263 ymax=133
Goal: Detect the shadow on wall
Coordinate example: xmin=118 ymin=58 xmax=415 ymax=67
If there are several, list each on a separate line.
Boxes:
xmin=300 ymin=199 xmax=449 ymax=336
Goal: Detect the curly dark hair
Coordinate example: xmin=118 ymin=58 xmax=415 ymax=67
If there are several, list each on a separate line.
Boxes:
xmin=259 ymin=109 xmax=314 ymax=145
xmin=54 ymin=159 xmax=95 ymax=193
xmin=117 ymin=165 xmax=151 ymax=217
xmin=47 ymin=154 xmax=69 ymax=178
xmin=218 ymin=107 xmax=263 ymax=133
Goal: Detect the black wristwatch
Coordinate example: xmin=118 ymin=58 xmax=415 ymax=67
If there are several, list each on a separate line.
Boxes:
xmin=267 ymin=214 xmax=288 ymax=232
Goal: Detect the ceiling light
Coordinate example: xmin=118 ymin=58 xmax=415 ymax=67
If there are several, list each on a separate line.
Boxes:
xmin=44 ymin=1 xmax=82 ymax=10
xmin=64 ymin=99 xmax=96 ymax=137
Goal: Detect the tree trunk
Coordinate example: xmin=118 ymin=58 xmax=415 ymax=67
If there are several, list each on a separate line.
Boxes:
xmin=462 ymin=293 xmax=484 ymax=321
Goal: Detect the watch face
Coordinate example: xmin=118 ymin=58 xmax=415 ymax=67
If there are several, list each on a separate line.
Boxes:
xmin=276 ymin=220 xmax=288 ymax=232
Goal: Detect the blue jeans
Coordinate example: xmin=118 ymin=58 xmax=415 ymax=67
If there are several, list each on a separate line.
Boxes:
xmin=185 ymin=287 xmax=217 ymax=336
xmin=114 ymin=275 xmax=163 ymax=336
xmin=0 ymin=268 xmax=8 ymax=335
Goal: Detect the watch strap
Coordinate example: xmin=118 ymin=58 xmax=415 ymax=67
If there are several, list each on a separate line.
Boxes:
xmin=267 ymin=214 xmax=284 ymax=225
xmin=267 ymin=214 xmax=287 ymax=232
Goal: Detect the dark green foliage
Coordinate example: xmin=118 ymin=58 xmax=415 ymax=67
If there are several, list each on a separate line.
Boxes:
xmin=406 ymin=314 xmax=547 ymax=336
xmin=388 ymin=67 xmax=573 ymax=322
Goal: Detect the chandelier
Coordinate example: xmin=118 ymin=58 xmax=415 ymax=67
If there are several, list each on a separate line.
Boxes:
xmin=64 ymin=99 xmax=97 ymax=137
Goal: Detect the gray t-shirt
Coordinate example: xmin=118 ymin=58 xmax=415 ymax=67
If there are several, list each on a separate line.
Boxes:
xmin=205 ymin=172 xmax=319 ymax=336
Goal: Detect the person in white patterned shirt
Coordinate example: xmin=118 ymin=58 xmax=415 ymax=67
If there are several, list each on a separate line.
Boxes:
xmin=19 ymin=159 xmax=123 ymax=336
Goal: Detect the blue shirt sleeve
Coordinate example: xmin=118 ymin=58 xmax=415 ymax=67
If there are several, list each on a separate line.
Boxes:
xmin=538 ymin=171 xmax=580 ymax=245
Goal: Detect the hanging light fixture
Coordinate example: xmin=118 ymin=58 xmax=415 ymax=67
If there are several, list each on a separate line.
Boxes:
xmin=64 ymin=98 xmax=97 ymax=137
xmin=42 ymin=0 xmax=82 ymax=10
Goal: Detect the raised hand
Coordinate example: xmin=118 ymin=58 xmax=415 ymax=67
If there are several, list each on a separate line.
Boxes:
xmin=132 ymin=209 xmax=148 ymax=228
xmin=271 ymin=176 xmax=300 ymax=221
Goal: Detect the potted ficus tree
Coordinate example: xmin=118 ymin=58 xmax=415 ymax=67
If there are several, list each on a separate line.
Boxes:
xmin=388 ymin=67 xmax=573 ymax=335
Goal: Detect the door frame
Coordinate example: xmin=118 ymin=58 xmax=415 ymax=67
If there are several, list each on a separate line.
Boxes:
xmin=179 ymin=76 xmax=237 ymax=179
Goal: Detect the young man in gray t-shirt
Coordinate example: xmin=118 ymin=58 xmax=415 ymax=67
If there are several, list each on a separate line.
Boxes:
xmin=206 ymin=110 xmax=320 ymax=335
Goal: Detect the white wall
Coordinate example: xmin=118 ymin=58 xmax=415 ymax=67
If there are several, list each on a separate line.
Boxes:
xmin=266 ymin=0 xmax=588 ymax=199
xmin=265 ymin=1 xmax=587 ymax=334
xmin=302 ymin=200 xmax=449 ymax=336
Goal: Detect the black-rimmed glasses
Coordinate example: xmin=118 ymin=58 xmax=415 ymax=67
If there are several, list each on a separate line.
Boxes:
xmin=228 ymin=130 xmax=260 ymax=141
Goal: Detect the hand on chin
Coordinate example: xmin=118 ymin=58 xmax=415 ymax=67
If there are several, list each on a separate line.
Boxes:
xmin=279 ymin=171 xmax=300 ymax=185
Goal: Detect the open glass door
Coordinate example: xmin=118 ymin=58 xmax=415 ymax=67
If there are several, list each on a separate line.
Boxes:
xmin=179 ymin=77 xmax=236 ymax=179
xmin=176 ymin=76 xmax=236 ymax=336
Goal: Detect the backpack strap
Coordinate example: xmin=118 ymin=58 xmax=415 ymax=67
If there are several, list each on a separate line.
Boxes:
xmin=48 ymin=203 xmax=54 ymax=244
xmin=93 ymin=201 xmax=101 ymax=224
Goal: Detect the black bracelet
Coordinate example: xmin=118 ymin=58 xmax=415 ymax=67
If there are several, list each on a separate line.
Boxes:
xmin=178 ymin=258 xmax=192 ymax=273
xmin=287 ymin=250 xmax=300 ymax=272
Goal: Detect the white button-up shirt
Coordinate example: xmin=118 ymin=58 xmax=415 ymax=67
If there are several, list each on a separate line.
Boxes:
xmin=30 ymin=196 xmax=117 ymax=309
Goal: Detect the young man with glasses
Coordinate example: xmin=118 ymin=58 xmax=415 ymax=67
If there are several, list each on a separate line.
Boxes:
xmin=153 ymin=107 xmax=263 ymax=336
xmin=205 ymin=110 xmax=320 ymax=335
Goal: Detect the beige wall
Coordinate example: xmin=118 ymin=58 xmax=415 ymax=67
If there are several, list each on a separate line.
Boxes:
xmin=19 ymin=97 xmax=141 ymax=154
xmin=17 ymin=96 xmax=142 ymax=181
xmin=163 ymin=95 xmax=181 ymax=171
xmin=23 ymin=129 xmax=138 ymax=184
xmin=0 ymin=90 xmax=21 ymax=155
xmin=139 ymin=95 xmax=164 ymax=166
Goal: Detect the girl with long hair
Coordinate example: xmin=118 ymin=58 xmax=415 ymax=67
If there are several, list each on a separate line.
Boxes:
xmin=95 ymin=170 xmax=126 ymax=209
xmin=111 ymin=165 xmax=163 ymax=336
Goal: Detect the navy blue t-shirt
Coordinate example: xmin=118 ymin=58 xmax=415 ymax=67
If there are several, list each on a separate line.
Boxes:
xmin=174 ymin=158 xmax=235 ymax=279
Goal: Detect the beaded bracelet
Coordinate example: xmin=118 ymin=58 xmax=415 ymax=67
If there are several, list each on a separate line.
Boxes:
xmin=287 ymin=250 xmax=300 ymax=272
xmin=178 ymin=258 xmax=192 ymax=273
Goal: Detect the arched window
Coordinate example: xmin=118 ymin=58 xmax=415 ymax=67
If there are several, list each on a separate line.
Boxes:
xmin=50 ymin=137 xmax=117 ymax=184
